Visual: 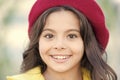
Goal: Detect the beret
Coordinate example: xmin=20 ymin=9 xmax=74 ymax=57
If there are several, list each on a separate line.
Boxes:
xmin=28 ymin=0 xmax=109 ymax=49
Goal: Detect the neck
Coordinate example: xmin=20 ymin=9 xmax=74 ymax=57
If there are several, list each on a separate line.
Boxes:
xmin=43 ymin=66 xmax=83 ymax=80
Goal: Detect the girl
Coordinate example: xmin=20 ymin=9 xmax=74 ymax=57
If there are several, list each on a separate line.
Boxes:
xmin=7 ymin=0 xmax=117 ymax=80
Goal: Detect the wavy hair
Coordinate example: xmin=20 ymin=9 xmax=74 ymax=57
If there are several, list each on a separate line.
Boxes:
xmin=21 ymin=6 xmax=117 ymax=80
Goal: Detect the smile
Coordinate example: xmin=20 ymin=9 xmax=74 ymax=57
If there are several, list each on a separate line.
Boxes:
xmin=50 ymin=55 xmax=71 ymax=63
xmin=52 ymin=55 xmax=71 ymax=59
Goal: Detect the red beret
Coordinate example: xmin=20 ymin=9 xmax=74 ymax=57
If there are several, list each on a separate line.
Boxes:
xmin=28 ymin=0 xmax=109 ymax=49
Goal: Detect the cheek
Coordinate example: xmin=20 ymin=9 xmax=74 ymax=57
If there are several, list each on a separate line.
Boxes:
xmin=39 ymin=40 xmax=46 ymax=54
xmin=73 ymin=45 xmax=84 ymax=58
xmin=39 ymin=39 xmax=52 ymax=55
xmin=38 ymin=40 xmax=49 ymax=63
xmin=72 ymin=42 xmax=84 ymax=62
xmin=69 ymin=40 xmax=84 ymax=61
xmin=70 ymin=40 xmax=84 ymax=54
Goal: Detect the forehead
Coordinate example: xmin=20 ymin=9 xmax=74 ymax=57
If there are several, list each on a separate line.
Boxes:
xmin=46 ymin=10 xmax=79 ymax=22
xmin=44 ymin=10 xmax=80 ymax=31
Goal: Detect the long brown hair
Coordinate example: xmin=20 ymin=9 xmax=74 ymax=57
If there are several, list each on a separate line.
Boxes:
xmin=21 ymin=6 xmax=117 ymax=80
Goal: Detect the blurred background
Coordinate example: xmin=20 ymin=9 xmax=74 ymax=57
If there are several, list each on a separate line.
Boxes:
xmin=0 ymin=0 xmax=120 ymax=80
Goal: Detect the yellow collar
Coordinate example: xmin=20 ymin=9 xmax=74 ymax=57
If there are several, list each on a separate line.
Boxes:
xmin=7 ymin=67 xmax=91 ymax=80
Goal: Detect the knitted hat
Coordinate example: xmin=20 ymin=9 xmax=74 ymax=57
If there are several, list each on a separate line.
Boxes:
xmin=28 ymin=0 xmax=109 ymax=49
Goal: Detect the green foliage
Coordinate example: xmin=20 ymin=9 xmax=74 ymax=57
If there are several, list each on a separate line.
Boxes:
xmin=97 ymin=0 xmax=116 ymax=29
xmin=0 ymin=0 xmax=16 ymax=80
xmin=3 ymin=8 xmax=15 ymax=25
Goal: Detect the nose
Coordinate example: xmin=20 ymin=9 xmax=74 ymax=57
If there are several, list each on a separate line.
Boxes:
xmin=53 ymin=39 xmax=66 ymax=50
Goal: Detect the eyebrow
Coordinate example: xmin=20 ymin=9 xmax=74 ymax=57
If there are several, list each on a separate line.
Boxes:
xmin=43 ymin=28 xmax=55 ymax=33
xmin=43 ymin=28 xmax=80 ymax=33
xmin=66 ymin=29 xmax=80 ymax=33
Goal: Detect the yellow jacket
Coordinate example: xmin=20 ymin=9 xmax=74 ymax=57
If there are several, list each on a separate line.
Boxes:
xmin=7 ymin=67 xmax=91 ymax=80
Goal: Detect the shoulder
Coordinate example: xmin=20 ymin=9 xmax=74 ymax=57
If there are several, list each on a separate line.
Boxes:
xmin=6 ymin=67 xmax=44 ymax=80
xmin=82 ymin=68 xmax=91 ymax=80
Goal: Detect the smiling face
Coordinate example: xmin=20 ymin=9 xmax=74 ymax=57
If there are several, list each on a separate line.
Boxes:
xmin=39 ymin=10 xmax=84 ymax=73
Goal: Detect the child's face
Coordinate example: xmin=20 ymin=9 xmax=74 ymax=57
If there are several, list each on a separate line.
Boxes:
xmin=39 ymin=10 xmax=84 ymax=73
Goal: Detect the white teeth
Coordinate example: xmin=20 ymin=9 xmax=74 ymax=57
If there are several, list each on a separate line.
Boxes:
xmin=52 ymin=56 xmax=70 ymax=59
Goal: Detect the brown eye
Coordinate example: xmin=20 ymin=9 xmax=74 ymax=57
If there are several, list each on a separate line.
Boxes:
xmin=67 ymin=34 xmax=78 ymax=39
xmin=44 ymin=34 xmax=54 ymax=39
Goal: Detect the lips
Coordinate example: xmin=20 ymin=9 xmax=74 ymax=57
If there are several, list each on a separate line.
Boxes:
xmin=50 ymin=55 xmax=71 ymax=63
